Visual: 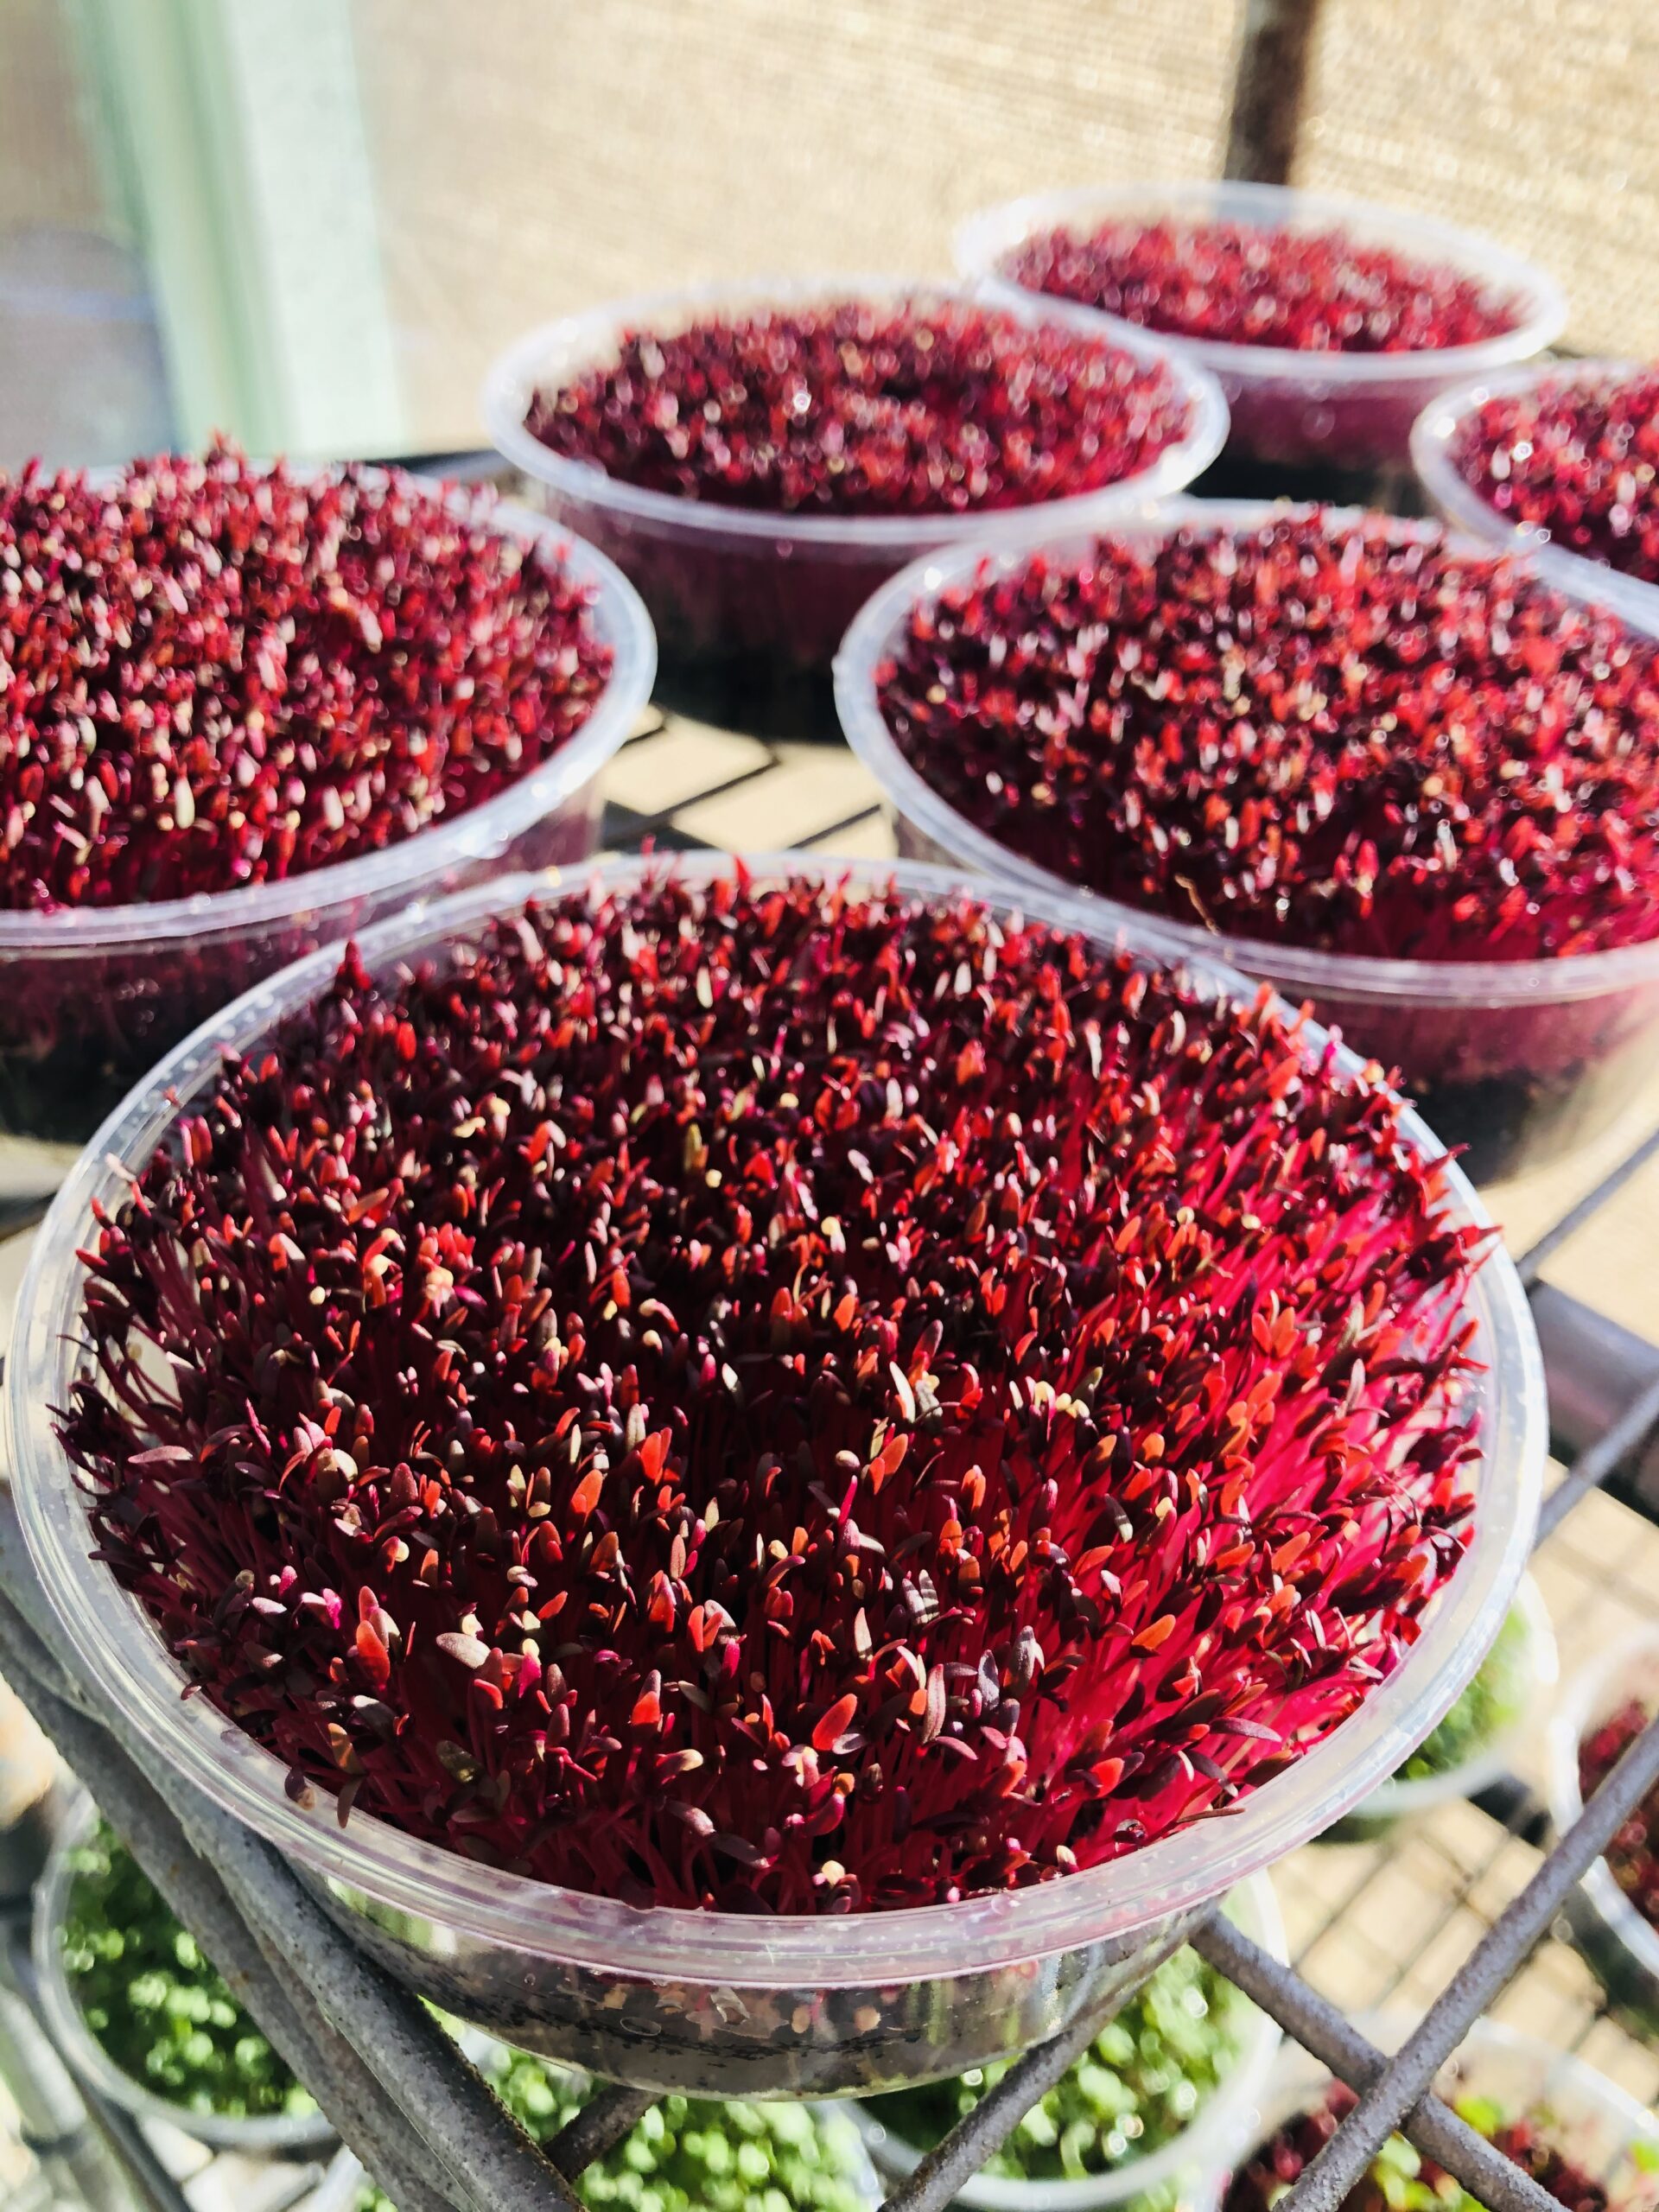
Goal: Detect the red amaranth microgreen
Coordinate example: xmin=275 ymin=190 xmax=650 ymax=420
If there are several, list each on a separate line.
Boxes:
xmin=1223 ymin=2086 xmax=1623 ymax=2212
xmin=1452 ymin=372 xmax=1659 ymax=589
xmin=525 ymin=299 xmax=1189 ymax=518
xmin=1581 ymin=1699 xmax=1659 ymax=1933
xmin=876 ymin=513 xmax=1659 ymax=964
xmin=0 ymin=444 xmax=613 ymax=912
xmin=60 ymin=869 xmax=1486 ymax=1914
xmin=1006 ymin=220 xmax=1522 ymax=355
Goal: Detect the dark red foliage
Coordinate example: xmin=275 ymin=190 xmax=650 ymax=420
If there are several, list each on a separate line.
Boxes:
xmin=1452 ymin=372 xmax=1659 ymax=589
xmin=1224 ymin=2087 xmax=1616 ymax=2212
xmin=525 ymin=299 xmax=1189 ymax=518
xmin=1005 ymin=219 xmax=1522 ymax=355
xmin=0 ymin=787 xmax=600 ymax=1149
xmin=1580 ymin=1699 xmax=1659 ymax=1931
xmin=0 ymin=445 xmax=613 ymax=911
xmin=60 ymin=870 xmax=1486 ymax=1913
xmin=876 ymin=513 xmax=1659 ymax=964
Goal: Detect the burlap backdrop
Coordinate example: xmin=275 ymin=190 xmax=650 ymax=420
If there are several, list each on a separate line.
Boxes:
xmin=352 ymin=0 xmax=1657 ymax=450
xmin=3 ymin=0 xmax=1653 ymax=453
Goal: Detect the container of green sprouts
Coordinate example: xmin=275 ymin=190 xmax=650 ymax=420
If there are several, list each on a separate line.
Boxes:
xmin=1224 ymin=2013 xmax=1659 ymax=2212
xmin=849 ymin=1872 xmax=1285 ymax=2211
xmin=310 ymin=2044 xmax=881 ymax=2212
xmin=1326 ymin=1576 xmax=1555 ymax=1842
xmin=33 ymin=1794 xmax=333 ymax=2152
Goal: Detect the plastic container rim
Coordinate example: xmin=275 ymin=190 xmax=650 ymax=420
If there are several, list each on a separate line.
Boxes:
xmin=849 ymin=1871 xmax=1287 ymax=2212
xmin=1352 ymin=1572 xmax=1556 ymax=1823
xmin=0 ymin=470 xmax=657 ymax=953
xmin=954 ymin=181 xmax=1567 ymax=388
xmin=1547 ymin=1624 xmax=1659 ymax=1987
xmin=1411 ymin=358 xmax=1659 ymax=621
xmin=8 ymin=849 xmax=1545 ymax=1990
xmin=832 ymin=492 xmax=1659 ymax=1007
xmin=31 ymin=1787 xmax=337 ymax=2152
xmin=478 ymin=272 xmax=1230 ymax=551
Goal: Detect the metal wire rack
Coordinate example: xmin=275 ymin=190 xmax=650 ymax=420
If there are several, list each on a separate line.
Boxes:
xmin=0 ymin=691 xmax=1657 ymax=2212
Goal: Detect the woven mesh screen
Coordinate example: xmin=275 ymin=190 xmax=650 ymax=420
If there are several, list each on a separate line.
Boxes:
xmin=0 ymin=0 xmax=117 ymax=232
xmin=1296 ymin=0 xmax=1659 ymax=361
xmin=350 ymin=0 xmax=1240 ymax=446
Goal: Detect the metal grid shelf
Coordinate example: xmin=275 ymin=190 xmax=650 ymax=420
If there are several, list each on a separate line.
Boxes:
xmin=1 ymin=702 xmax=1657 ymax=2212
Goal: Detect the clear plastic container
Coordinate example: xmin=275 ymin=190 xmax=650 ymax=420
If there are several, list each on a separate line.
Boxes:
xmin=1326 ymin=1575 xmax=1556 ymax=1842
xmin=1230 ymin=2015 xmax=1659 ymax=2211
xmin=955 ymin=182 xmax=1565 ymax=475
xmin=1413 ymin=360 xmax=1659 ymax=632
xmin=7 ymin=852 xmax=1545 ymax=2101
xmin=32 ymin=1790 xmax=336 ymax=2156
xmin=1547 ymin=1627 xmax=1659 ymax=2037
xmin=834 ymin=497 xmax=1659 ymax=1185
xmin=302 ymin=2148 xmax=368 ymax=2212
xmin=848 ymin=1872 xmax=1286 ymax=2212
xmin=479 ymin=276 xmax=1226 ymax=677
xmin=0 ymin=480 xmax=656 ymax=1147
